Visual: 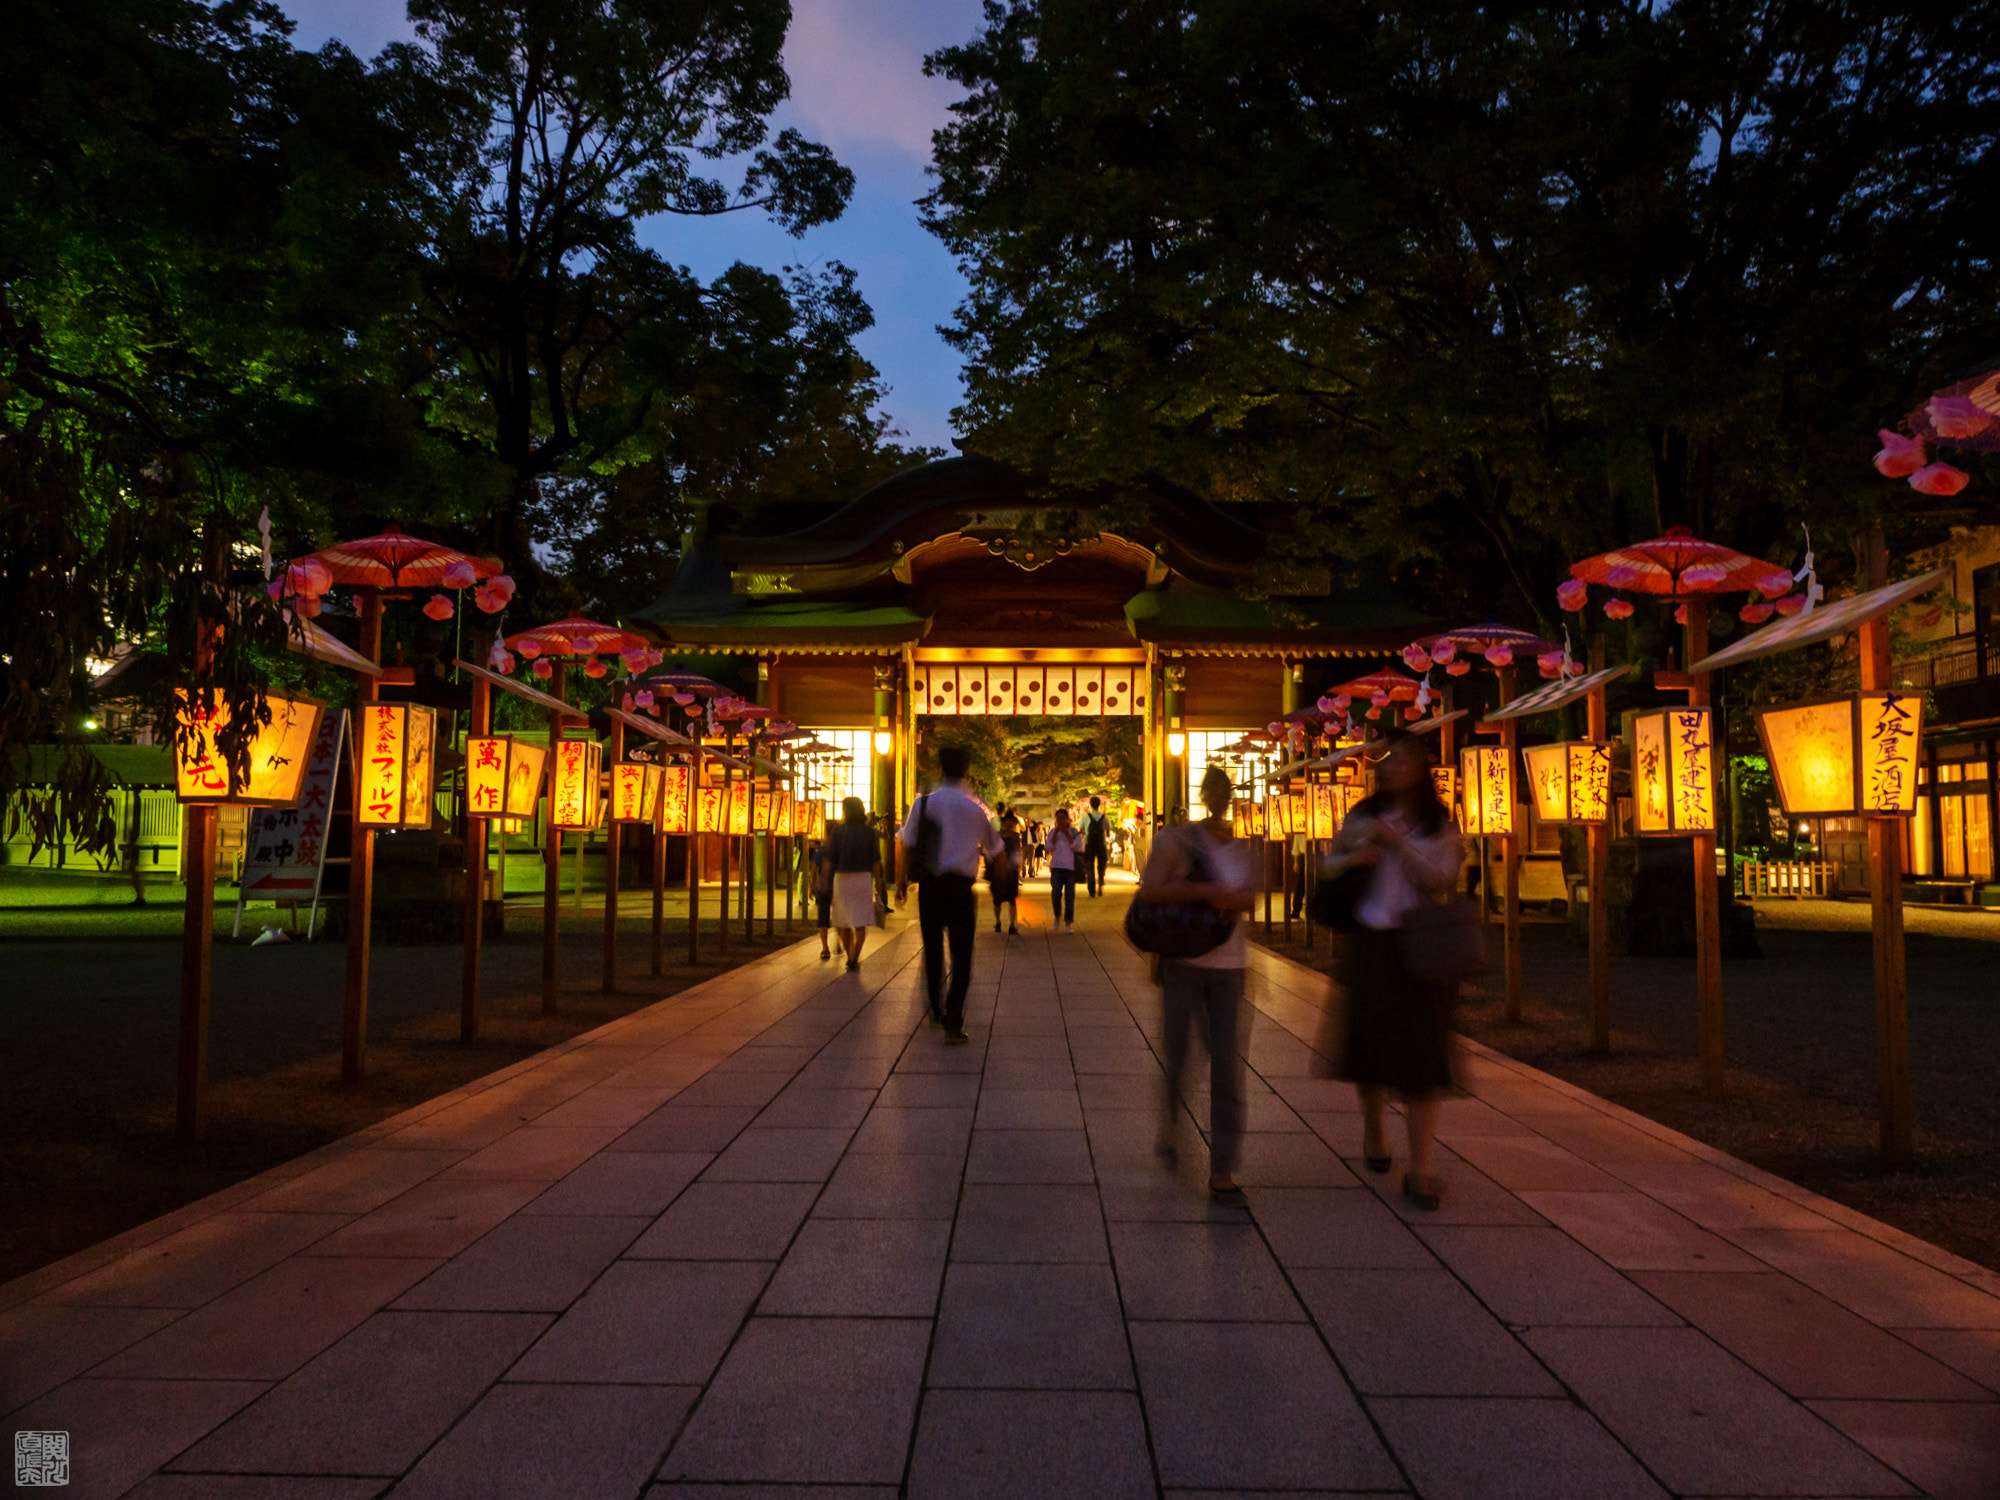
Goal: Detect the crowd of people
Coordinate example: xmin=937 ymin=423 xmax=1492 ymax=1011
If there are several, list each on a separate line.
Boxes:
xmin=806 ymin=730 xmax=1468 ymax=1209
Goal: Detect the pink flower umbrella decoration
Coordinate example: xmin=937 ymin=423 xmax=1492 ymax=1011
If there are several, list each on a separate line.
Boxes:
xmin=1910 ymin=463 xmax=1970 ymax=496
xmin=1557 ymin=579 xmax=1589 ymax=611
xmin=1928 ymin=395 xmax=1994 ymax=440
xmin=1873 ymin=431 xmax=1928 ymax=477
xmin=1446 ymin=659 xmax=1471 ymax=675
xmin=1774 ymin=594 xmax=1808 ymax=616
xmin=1604 ymin=598 xmax=1635 ymax=620
xmin=422 ymin=593 xmax=454 ymax=621
xmin=1740 ymin=601 xmax=1775 ymax=624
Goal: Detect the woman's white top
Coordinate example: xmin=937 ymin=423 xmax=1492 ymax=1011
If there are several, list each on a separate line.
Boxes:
xmin=1046 ymin=827 xmax=1084 ymax=871
xmin=1160 ymin=824 xmax=1257 ymax=970
xmin=1345 ymin=810 xmax=1465 ymax=931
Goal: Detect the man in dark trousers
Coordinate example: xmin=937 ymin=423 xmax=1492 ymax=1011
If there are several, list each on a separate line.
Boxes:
xmin=901 ymin=745 xmax=1003 ymax=1042
xmin=1082 ymin=795 xmax=1111 ymax=896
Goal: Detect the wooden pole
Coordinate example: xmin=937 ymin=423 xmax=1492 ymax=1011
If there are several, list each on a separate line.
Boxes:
xmin=542 ymin=660 xmax=565 ymax=1013
xmin=688 ymin=747 xmax=702 ymax=966
xmin=1686 ymin=595 xmax=1726 ymax=1099
xmin=1586 ymin=636 xmax=1611 ymax=1053
xmin=342 ymin=589 xmax=382 ymax=1084
xmin=461 ymin=673 xmax=491 ymax=1042
xmin=602 ymin=716 xmax=623 ymax=994
xmin=718 ymin=766 xmax=731 ymax=955
xmin=650 ymin=796 xmax=666 ymax=977
xmin=176 ymin=520 xmax=226 ymax=1141
xmin=1860 ymin=528 xmax=1913 ymax=1165
xmin=1499 ymin=666 xmax=1523 ymax=1023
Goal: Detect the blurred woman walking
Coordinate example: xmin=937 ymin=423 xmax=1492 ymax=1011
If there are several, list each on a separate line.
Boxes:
xmin=826 ymin=796 xmax=882 ymax=970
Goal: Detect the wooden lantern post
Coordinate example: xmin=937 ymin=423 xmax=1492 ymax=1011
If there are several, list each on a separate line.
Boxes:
xmin=1586 ymin=637 xmax=1612 ymax=1053
xmin=461 ymin=670 xmax=491 ymax=1042
xmin=1684 ymin=596 xmax=1726 ymax=1099
xmin=688 ymin=743 xmax=704 ymax=966
xmin=601 ymin=715 xmax=624 ymax=993
xmin=651 ymin=773 xmax=668 ymax=978
xmin=342 ymin=589 xmax=382 ymax=1083
xmin=1860 ymin=532 xmax=1912 ymax=1164
xmin=1497 ymin=666 xmax=1523 ymax=1023
xmin=176 ymin=522 xmax=225 ymax=1141
xmin=542 ymin=659 xmax=566 ymax=1013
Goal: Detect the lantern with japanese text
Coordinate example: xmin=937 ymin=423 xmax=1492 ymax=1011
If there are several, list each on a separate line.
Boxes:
xmin=548 ymin=738 xmax=605 ymax=831
xmin=1308 ymin=782 xmax=1338 ymax=840
xmin=611 ymin=761 xmax=664 ymax=824
xmin=695 ymin=780 xmax=727 ymax=834
xmin=172 ymin=690 xmax=325 ymax=807
xmin=657 ymin=763 xmax=693 ymax=834
xmin=774 ymin=789 xmax=794 ymax=836
xmin=1429 ymin=766 xmax=1457 ymax=807
xmin=355 ymin=702 xmax=438 ymax=829
xmin=809 ymin=800 xmax=830 ymax=838
xmin=727 ymin=781 xmax=752 ymax=836
xmin=751 ymin=783 xmax=776 ymax=835
xmin=1630 ymin=707 xmax=1715 ymax=835
xmin=1459 ymin=746 xmax=1515 ymax=837
xmin=1522 ymin=742 xmax=1613 ymax=824
xmin=464 ymin=736 xmax=547 ymax=827
xmin=1754 ymin=691 xmax=1924 ymax=817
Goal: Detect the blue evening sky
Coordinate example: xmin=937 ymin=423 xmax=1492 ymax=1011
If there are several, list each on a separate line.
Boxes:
xmin=279 ymin=0 xmax=984 ymax=452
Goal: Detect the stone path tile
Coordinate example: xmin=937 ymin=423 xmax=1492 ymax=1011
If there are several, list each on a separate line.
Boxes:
xmin=0 ymin=1302 xmax=180 ymax=1414
xmin=907 ymin=1389 xmax=1155 ymax=1500
xmin=1729 ymin=1227 xmax=2000 ymax=1329
xmin=1446 ymin=1133 xmax=1627 ymax=1192
xmin=172 ymin=1311 xmax=547 ymax=1474
xmin=847 ymin=1105 xmax=973 ymax=1156
xmin=1632 ymin=1270 xmax=1992 ymax=1400
xmin=125 ymin=1477 xmax=390 ymax=1499
xmin=391 ymin=1382 xmax=694 ymax=1500
xmin=929 ymin=1262 xmax=1133 ymax=1389
xmin=298 ymin=1177 xmax=547 ymax=1259
xmin=1251 ymin=1186 xmax=1437 ymax=1270
xmin=950 ymin=1183 xmax=1108 ymax=1262
xmin=1368 ymin=1396 xmax=1668 ymax=1499
xmin=1527 ymin=1326 xmax=1917 ymax=1496
xmin=964 ymin=1127 xmax=1096 ymax=1183
xmin=44 ymin=1211 xmax=352 ymax=1308
xmin=6 ymin=1377 xmax=264 ymax=1500
xmin=1109 ymin=1220 xmax=1304 ymax=1321
xmin=627 ymin=1182 xmax=817 ymax=1260
xmin=1515 ymin=1190 xmax=1765 ymax=1272
xmin=1896 ymin=1327 xmax=2000 ymax=1394
xmin=661 ymin=1318 xmax=929 ymax=1484
xmin=249 ymin=1149 xmax=467 ymax=1213
xmin=392 ymin=1215 xmax=645 ymax=1312
xmin=1129 ymin=1321 xmax=1401 ymax=1491
xmin=701 ymin=1126 xmax=854 ymax=1183
xmin=1418 ymin=1226 xmax=1679 ymax=1326
xmin=609 ymin=1103 xmax=761 ymax=1153
xmin=1807 ymin=1398 xmax=2000 ymax=1500
xmin=758 ymin=1218 xmax=950 ymax=1316
xmin=518 ymin=1149 xmax=709 ymax=1217
xmin=755 ymin=1087 xmax=878 ymax=1129
xmin=1294 ymin=1268 xmax=1562 ymax=1396
xmin=813 ymin=1152 xmax=963 ymax=1219
xmin=508 ymin=1259 xmax=769 ymax=1383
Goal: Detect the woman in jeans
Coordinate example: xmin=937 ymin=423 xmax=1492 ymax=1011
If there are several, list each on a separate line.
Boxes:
xmin=1138 ymin=766 xmax=1259 ymax=1204
xmin=1045 ymin=807 xmax=1084 ymax=932
xmin=1322 ymin=730 xmax=1465 ymax=1209
xmin=825 ymin=796 xmax=882 ymax=970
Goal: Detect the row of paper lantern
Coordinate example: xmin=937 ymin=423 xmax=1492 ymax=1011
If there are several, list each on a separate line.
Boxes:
xmin=1460 ymin=692 xmax=1925 ymax=838
xmin=171 ymin=693 xmax=829 ymax=839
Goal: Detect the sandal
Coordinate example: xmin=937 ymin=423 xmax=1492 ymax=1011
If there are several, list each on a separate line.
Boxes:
xmin=1364 ymin=1152 xmax=1393 ymax=1175
xmin=1401 ymin=1173 xmax=1445 ymax=1211
xmin=1209 ymin=1184 xmax=1249 ymax=1207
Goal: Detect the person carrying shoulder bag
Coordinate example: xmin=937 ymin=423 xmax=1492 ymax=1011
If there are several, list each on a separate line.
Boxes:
xmin=1320 ymin=729 xmax=1467 ymax=1210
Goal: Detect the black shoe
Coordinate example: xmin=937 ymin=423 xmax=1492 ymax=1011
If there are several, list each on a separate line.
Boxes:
xmin=1364 ymin=1153 xmax=1392 ymax=1175
xmin=1209 ymin=1184 xmax=1249 ymax=1207
xmin=944 ymin=1024 xmax=971 ymax=1044
xmin=1402 ymin=1173 xmax=1444 ymax=1211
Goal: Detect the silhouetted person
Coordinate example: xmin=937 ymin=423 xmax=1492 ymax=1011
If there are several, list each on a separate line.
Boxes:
xmin=901 ymin=745 xmax=1001 ymax=1042
xmin=1083 ymin=795 xmax=1110 ymax=895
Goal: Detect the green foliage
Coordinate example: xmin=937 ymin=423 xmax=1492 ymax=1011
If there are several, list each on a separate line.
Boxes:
xmin=916 ymin=715 xmax=1142 ymax=808
xmin=925 ymin=0 xmax=2000 ymax=626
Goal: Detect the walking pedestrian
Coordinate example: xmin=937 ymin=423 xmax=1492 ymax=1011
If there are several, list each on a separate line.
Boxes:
xmin=811 ymin=835 xmax=835 ymax=960
xmin=825 ymin=796 xmax=882 ymax=971
xmin=1320 ymin=729 xmax=1465 ymax=1209
xmin=991 ymin=806 xmax=1023 ymax=934
xmin=1139 ymin=766 xmax=1259 ymax=1204
xmin=900 ymin=745 xmax=1002 ymax=1042
xmin=1045 ymin=806 xmax=1085 ymax=932
xmin=1082 ymin=795 xmax=1111 ymax=895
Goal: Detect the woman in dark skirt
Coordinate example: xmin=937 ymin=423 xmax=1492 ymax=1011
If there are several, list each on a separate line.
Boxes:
xmin=1322 ymin=730 xmax=1465 ymax=1209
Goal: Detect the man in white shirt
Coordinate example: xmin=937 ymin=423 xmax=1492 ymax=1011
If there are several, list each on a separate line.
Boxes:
xmin=899 ymin=744 xmax=1003 ymax=1042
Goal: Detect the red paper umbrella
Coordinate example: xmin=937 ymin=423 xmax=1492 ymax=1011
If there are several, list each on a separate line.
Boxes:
xmin=1408 ymin=622 xmax=1558 ymax=669
xmin=1904 ymin=365 xmax=2000 ymax=453
xmin=504 ymin=614 xmax=649 ymax=658
xmin=628 ymin=669 xmax=729 ymax=700
xmin=1330 ymin=668 xmax=1423 ymax=702
xmin=298 ymin=524 xmax=500 ymax=590
xmin=1569 ymin=528 xmax=1793 ymax=597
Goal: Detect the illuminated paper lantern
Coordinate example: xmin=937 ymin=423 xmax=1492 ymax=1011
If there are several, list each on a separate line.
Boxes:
xmin=657 ymin=763 xmax=693 ymax=834
xmin=810 ymin=801 xmax=829 ymax=838
xmin=1334 ymin=782 xmax=1364 ymax=824
xmin=610 ymin=761 xmax=664 ymax=824
xmin=465 ymin=735 xmax=547 ymax=822
xmin=1430 ymin=766 xmax=1457 ymax=806
xmin=751 ymin=784 xmax=776 ymax=835
xmin=774 ymin=789 xmax=794 ymax=837
xmin=356 ymin=702 xmax=438 ymax=829
xmin=727 ymin=781 xmax=751 ymax=836
xmin=1754 ymin=691 xmax=1924 ymax=817
xmin=1631 ymin=707 xmax=1715 ymax=835
xmin=548 ymin=738 xmax=605 ymax=831
xmin=695 ymin=781 xmax=726 ymax=834
xmin=1459 ymin=746 xmax=1515 ymax=837
xmin=173 ymin=689 xmax=325 ymax=807
xmin=1522 ymin=742 xmax=1613 ymax=824
xmin=1308 ymin=783 xmax=1337 ymax=840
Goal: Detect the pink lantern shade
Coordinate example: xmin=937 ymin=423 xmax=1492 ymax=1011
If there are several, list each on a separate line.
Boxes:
xmin=1774 ymin=594 xmax=1807 ymax=616
xmin=583 ymin=658 xmax=607 ymax=679
xmin=1483 ymin=646 xmax=1513 ymax=666
xmin=531 ymin=658 xmax=553 ymax=678
xmin=1874 ymin=430 xmax=1928 ymax=477
xmin=1604 ymin=598 xmax=1635 ymax=620
xmin=1928 ymin=396 xmax=1993 ymax=439
xmin=441 ymin=559 xmax=479 ymax=589
xmin=1739 ymin=601 xmax=1776 ymax=624
xmin=1557 ymin=579 xmax=1588 ymax=611
xmin=1430 ymin=640 xmax=1455 ymax=664
xmin=422 ymin=594 xmax=454 ymax=621
xmin=1446 ymin=660 xmax=1471 ymax=676
xmin=1401 ymin=645 xmax=1432 ymax=672
xmin=1909 ymin=462 xmax=1970 ymax=496
xmin=517 ymin=639 xmax=541 ymax=658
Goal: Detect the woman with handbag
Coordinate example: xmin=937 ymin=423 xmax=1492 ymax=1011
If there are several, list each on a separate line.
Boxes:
xmin=1322 ymin=730 xmax=1466 ymax=1210
xmin=826 ymin=796 xmax=882 ymax=971
xmin=1136 ymin=766 xmax=1260 ymax=1205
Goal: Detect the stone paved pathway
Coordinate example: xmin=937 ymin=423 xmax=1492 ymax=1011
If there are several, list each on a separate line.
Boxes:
xmin=5 ymin=886 xmax=1999 ymax=1498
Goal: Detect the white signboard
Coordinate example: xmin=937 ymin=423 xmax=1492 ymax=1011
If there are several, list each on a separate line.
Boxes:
xmin=235 ymin=709 xmax=345 ymax=936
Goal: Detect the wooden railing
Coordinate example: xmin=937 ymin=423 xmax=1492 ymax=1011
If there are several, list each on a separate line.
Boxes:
xmin=1740 ymin=860 xmax=1833 ymax=900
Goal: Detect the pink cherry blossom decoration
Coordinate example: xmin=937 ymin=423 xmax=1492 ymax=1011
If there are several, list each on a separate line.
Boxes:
xmin=1334 ymin=694 xmax=1353 ymax=710
xmin=1754 ymin=568 xmax=1795 ymax=598
xmin=1446 ymin=659 xmax=1472 ymax=676
xmin=1484 ymin=646 xmax=1513 ymax=667
xmin=293 ymin=595 xmax=322 ymax=618
xmin=1557 ymin=579 xmax=1588 ymax=611
xmin=441 ymin=559 xmax=478 ymax=589
xmin=422 ymin=593 xmax=454 ymax=621
xmin=1365 ymin=706 xmax=1382 ymax=720
xmin=1430 ymin=640 xmax=1456 ymax=664
xmin=495 ymin=651 xmax=515 ymax=673
xmin=1603 ymin=598 xmax=1635 ymax=620
xmin=1873 ymin=430 xmax=1927 ymax=477
xmin=1928 ymin=396 xmax=1993 ymax=439
xmin=636 ymin=690 xmax=654 ymax=708
xmin=1910 ymin=462 xmax=1970 ymax=496
xmin=1739 ymin=601 xmax=1775 ymax=624
xmin=1401 ymin=644 xmax=1432 ymax=672
xmin=484 ymin=574 xmax=516 ymax=603
xmin=531 ymin=658 xmax=553 ymax=678
xmin=1674 ymin=603 xmax=1688 ymax=624
xmin=1774 ymin=594 xmax=1807 ymax=616
xmin=584 ymin=658 xmax=607 ymax=679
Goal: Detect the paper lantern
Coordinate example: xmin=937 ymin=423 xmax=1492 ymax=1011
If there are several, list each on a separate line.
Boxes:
xmin=694 ymin=781 xmax=726 ymax=835
xmin=1308 ymin=782 xmax=1337 ymax=840
xmin=1522 ymin=742 xmax=1613 ymax=824
xmin=355 ymin=702 xmax=438 ymax=829
xmin=727 ymin=781 xmax=751 ymax=836
xmin=1430 ymin=766 xmax=1457 ymax=806
xmin=774 ymin=789 xmax=794 ymax=837
xmin=1631 ymin=707 xmax=1715 ymax=835
xmin=1754 ymin=691 xmax=1923 ymax=817
xmin=656 ymin=764 xmax=693 ymax=834
xmin=751 ymin=784 xmax=776 ymax=835
xmin=548 ymin=738 xmax=605 ymax=831
xmin=173 ymin=689 xmax=325 ymax=807
xmin=1459 ymin=746 xmax=1514 ymax=837
xmin=465 ymin=735 xmax=547 ymax=822
xmin=610 ymin=761 xmax=664 ymax=824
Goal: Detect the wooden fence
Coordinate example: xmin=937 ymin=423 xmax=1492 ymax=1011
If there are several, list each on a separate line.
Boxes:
xmin=1739 ymin=859 xmax=1833 ymax=900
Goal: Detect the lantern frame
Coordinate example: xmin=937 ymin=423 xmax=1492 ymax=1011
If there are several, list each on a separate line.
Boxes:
xmin=173 ymin=689 xmax=326 ymax=808
xmin=548 ymin=738 xmax=606 ymax=832
xmin=355 ymin=702 xmax=439 ymax=830
xmin=1630 ymin=706 xmax=1716 ymax=836
xmin=657 ymin=763 xmax=693 ymax=835
xmin=1753 ymin=690 xmax=1924 ymax=818
xmin=695 ymin=780 xmax=727 ymax=834
xmin=1307 ymin=782 xmax=1338 ymax=840
xmin=465 ymin=735 xmax=548 ymax=823
xmin=726 ymin=781 xmax=752 ymax=836
xmin=1459 ymin=746 xmax=1516 ymax=837
xmin=610 ymin=761 xmax=664 ymax=824
xmin=1521 ymin=741 xmax=1614 ymax=825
